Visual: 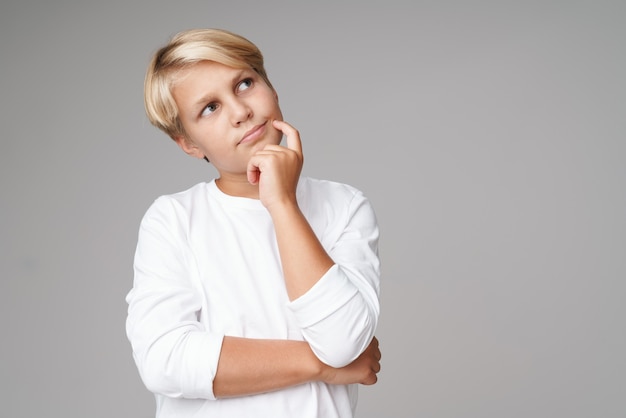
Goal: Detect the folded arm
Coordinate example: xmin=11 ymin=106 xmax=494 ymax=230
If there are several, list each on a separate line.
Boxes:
xmin=213 ymin=336 xmax=380 ymax=398
xmin=126 ymin=196 xmax=380 ymax=400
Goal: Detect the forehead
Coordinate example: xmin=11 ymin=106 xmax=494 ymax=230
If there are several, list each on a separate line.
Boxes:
xmin=172 ymin=61 xmax=245 ymax=89
xmin=171 ymin=61 xmax=247 ymax=104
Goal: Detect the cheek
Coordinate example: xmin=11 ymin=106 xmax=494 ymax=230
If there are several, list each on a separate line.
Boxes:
xmin=271 ymin=104 xmax=283 ymax=123
xmin=259 ymin=91 xmax=282 ymax=116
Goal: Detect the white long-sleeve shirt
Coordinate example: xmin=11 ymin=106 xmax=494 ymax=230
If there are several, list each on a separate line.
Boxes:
xmin=126 ymin=177 xmax=380 ymax=417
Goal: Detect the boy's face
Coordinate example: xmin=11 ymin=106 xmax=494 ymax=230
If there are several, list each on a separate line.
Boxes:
xmin=172 ymin=60 xmax=283 ymax=177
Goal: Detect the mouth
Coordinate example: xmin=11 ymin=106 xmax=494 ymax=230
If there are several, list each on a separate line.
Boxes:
xmin=238 ymin=122 xmax=267 ymax=145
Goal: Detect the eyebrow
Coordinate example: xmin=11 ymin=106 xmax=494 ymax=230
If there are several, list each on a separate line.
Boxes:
xmin=191 ymin=68 xmax=249 ymax=109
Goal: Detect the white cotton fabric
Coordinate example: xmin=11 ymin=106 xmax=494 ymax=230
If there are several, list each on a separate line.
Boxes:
xmin=126 ymin=177 xmax=380 ymax=418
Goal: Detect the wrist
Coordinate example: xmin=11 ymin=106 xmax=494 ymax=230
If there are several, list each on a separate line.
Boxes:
xmin=266 ymin=196 xmax=300 ymax=218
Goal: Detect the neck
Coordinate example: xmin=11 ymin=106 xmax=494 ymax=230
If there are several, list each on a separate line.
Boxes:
xmin=215 ymin=176 xmax=260 ymax=199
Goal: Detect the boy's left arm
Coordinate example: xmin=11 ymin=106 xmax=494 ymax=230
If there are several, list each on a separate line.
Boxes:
xmin=248 ymin=120 xmax=380 ymax=368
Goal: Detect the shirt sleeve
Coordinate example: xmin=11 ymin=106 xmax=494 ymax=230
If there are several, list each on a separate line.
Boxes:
xmin=287 ymin=188 xmax=381 ymax=368
xmin=125 ymin=197 xmax=223 ymax=400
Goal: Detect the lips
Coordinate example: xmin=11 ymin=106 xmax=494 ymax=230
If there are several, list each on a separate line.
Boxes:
xmin=238 ymin=122 xmax=267 ymax=145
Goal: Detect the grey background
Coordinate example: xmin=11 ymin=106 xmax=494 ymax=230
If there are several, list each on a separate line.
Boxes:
xmin=1 ymin=1 xmax=624 ymax=417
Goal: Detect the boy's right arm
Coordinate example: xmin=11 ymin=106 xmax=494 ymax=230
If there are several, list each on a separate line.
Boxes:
xmin=213 ymin=335 xmax=380 ymax=398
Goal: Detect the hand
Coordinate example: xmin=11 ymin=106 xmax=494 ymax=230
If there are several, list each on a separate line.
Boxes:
xmin=321 ymin=337 xmax=381 ymax=386
xmin=246 ymin=120 xmax=303 ymax=210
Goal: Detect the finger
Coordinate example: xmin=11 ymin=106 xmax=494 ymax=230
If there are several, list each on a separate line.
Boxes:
xmin=253 ymin=146 xmax=284 ymax=155
xmin=246 ymin=156 xmax=261 ymax=185
xmin=272 ymin=120 xmax=302 ymax=155
xmin=363 ymin=374 xmax=378 ymax=385
xmin=373 ymin=361 xmax=381 ymax=373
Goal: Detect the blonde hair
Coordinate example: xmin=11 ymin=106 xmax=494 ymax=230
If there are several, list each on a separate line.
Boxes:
xmin=144 ymin=28 xmax=273 ymax=140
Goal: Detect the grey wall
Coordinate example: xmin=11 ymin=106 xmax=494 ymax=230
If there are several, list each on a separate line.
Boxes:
xmin=1 ymin=1 xmax=624 ymax=417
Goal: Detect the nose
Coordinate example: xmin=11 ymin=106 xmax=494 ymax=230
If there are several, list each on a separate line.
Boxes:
xmin=229 ymin=97 xmax=253 ymax=126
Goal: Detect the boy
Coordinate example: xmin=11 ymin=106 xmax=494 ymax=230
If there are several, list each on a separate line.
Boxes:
xmin=126 ymin=28 xmax=381 ymax=417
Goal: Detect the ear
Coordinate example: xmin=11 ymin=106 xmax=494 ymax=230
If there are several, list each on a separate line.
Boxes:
xmin=174 ymin=136 xmax=205 ymax=159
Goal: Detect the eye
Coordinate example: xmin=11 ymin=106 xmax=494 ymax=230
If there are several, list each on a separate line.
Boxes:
xmin=201 ymin=103 xmax=218 ymax=117
xmin=238 ymin=78 xmax=253 ymax=92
